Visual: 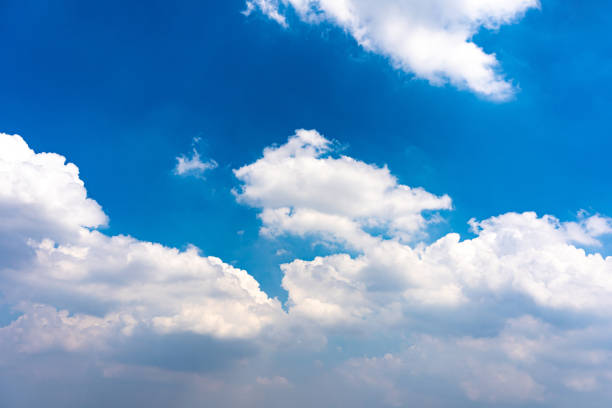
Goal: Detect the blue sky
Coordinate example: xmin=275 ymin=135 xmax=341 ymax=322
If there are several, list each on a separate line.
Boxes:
xmin=2 ymin=0 xmax=611 ymax=297
xmin=1 ymin=1 xmax=612 ymax=407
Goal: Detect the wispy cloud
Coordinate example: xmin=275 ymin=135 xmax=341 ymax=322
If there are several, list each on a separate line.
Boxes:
xmin=174 ymin=138 xmax=218 ymax=178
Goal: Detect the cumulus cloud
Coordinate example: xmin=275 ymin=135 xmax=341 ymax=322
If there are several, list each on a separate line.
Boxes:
xmin=0 ymin=303 xmax=129 ymax=355
xmin=15 ymin=233 xmax=283 ymax=339
xmin=234 ymin=130 xmax=612 ymax=329
xmin=0 ymin=134 xmax=107 ymax=237
xmin=234 ymin=129 xmax=451 ymax=247
xmin=281 ymin=199 xmax=612 ymax=328
xmin=4 ymin=130 xmax=612 ymax=407
xmin=244 ymin=0 xmax=539 ymax=99
xmin=0 ymin=133 xmax=283 ymax=355
xmin=231 ymin=129 xmax=612 ymax=405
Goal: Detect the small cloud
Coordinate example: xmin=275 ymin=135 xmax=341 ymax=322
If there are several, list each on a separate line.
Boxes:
xmin=243 ymin=1 xmax=287 ymax=27
xmin=241 ymin=1 xmax=255 ymax=16
xmin=563 ymin=211 xmax=612 ymax=247
xmin=275 ymin=248 xmax=289 ymax=256
xmin=174 ymin=138 xmax=217 ymax=178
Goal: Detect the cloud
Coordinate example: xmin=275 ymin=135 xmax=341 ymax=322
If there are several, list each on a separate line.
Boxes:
xmin=4 ymin=130 xmax=612 ymax=407
xmin=174 ymin=140 xmax=217 ymax=178
xmin=336 ymin=314 xmax=612 ymax=405
xmin=563 ymin=210 xmax=612 ymax=246
xmin=231 ymin=129 xmax=612 ymax=405
xmin=0 ymin=133 xmax=283 ymax=357
xmin=0 ymin=134 xmax=107 ymax=235
xmin=234 ymin=129 xmax=451 ymax=248
xmin=281 ymin=208 xmax=612 ymax=329
xmin=15 ymin=233 xmax=284 ymax=339
xmin=338 ymin=331 xmax=546 ymax=406
xmin=0 ymin=303 xmax=128 ymax=354
xmin=244 ymin=0 xmax=539 ymax=99
xmin=234 ymin=130 xmax=612 ymax=329
xmin=244 ymin=0 xmax=287 ymax=27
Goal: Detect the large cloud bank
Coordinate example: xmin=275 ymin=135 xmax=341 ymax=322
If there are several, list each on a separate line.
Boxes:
xmin=244 ymin=0 xmax=539 ymax=99
xmin=0 ymin=133 xmax=283 ymax=348
xmin=2 ymin=131 xmax=612 ymax=407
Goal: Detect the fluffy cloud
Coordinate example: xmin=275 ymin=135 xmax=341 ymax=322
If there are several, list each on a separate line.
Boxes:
xmin=0 ymin=303 xmax=128 ymax=355
xmin=231 ymin=129 xmax=612 ymax=405
xmin=0 ymin=133 xmax=106 ymax=236
xmin=4 ymin=130 xmax=612 ymax=407
xmin=244 ymin=0 xmax=539 ymax=99
xmin=234 ymin=130 xmax=612 ymax=329
xmin=0 ymin=133 xmax=283 ymax=355
xmin=14 ymin=233 xmax=283 ymax=339
xmin=234 ymin=129 xmax=451 ymax=247
xmin=281 ymin=206 xmax=612 ymax=328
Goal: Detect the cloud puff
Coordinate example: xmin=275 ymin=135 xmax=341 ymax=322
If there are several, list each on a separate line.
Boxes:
xmin=244 ymin=0 xmax=539 ymax=99
xmin=0 ymin=134 xmax=107 ymax=236
xmin=174 ymin=142 xmax=218 ymax=178
xmin=234 ymin=129 xmax=451 ymax=247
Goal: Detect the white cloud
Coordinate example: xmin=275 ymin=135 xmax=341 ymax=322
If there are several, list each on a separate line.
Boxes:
xmin=244 ymin=0 xmax=288 ymax=27
xmin=233 ymin=130 xmax=612 ymax=329
xmin=4 ymin=130 xmax=612 ymax=407
xmin=244 ymin=0 xmax=539 ymax=99
xmin=0 ymin=133 xmax=283 ymax=350
xmin=234 ymin=129 xmax=451 ymax=247
xmin=562 ymin=211 xmax=612 ymax=246
xmin=174 ymin=144 xmax=217 ymax=178
xmin=0 ymin=134 xmax=107 ymax=237
xmin=0 ymin=303 xmax=131 ymax=355
xmin=281 ymin=211 xmax=612 ymax=328
xmin=16 ymin=233 xmax=284 ymax=339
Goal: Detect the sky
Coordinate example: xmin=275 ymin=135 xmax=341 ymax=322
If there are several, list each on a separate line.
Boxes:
xmin=1 ymin=0 xmax=612 ymax=407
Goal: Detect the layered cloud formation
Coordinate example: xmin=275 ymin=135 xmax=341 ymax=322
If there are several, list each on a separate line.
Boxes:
xmin=2 ymin=131 xmax=612 ymax=407
xmin=244 ymin=0 xmax=540 ymax=99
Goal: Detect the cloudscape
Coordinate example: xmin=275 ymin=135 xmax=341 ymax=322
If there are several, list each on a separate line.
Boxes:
xmin=1 ymin=1 xmax=611 ymax=407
